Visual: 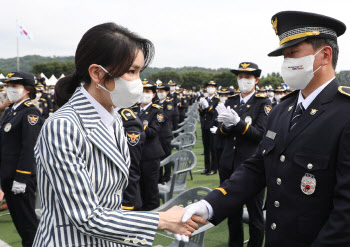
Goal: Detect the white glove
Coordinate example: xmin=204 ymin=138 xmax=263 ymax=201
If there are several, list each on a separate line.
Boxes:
xmin=174 ymin=200 xmax=209 ymax=242
xmin=210 ymin=126 xmax=218 ymax=134
xmin=215 ymin=103 xmax=227 ymax=115
xmin=217 ymin=106 xmax=240 ymax=127
xmin=12 ymin=181 xmax=26 ymax=194
xmin=199 ymin=98 xmax=209 ymax=109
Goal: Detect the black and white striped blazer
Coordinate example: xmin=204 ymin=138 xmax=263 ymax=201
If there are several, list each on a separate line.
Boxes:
xmin=33 ymin=89 xmax=159 ymax=247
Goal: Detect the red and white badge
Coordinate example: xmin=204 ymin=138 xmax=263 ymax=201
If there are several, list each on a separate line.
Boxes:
xmin=301 ymin=173 xmax=316 ymax=195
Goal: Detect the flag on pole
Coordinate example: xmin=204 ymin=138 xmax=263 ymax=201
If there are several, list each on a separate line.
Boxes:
xmin=17 ymin=22 xmax=33 ymax=40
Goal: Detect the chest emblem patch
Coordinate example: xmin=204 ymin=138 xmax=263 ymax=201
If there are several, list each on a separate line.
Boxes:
xmin=167 ymin=104 xmax=173 ymax=110
xmin=264 ymin=105 xmax=272 ymax=115
xmin=143 ymin=120 xmax=148 ymax=126
xmin=157 ymin=114 xmax=164 ymax=122
xmin=245 ymin=116 xmax=252 ymax=125
xmin=126 ymin=131 xmax=141 ymax=146
xmin=4 ymin=123 xmax=12 ymax=132
xmin=301 ymin=173 xmax=316 ymax=195
xmin=28 ymin=115 xmax=39 ymax=125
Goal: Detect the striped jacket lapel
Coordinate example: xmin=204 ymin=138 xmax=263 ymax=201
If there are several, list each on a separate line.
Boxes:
xmin=69 ymin=89 xmax=130 ymax=179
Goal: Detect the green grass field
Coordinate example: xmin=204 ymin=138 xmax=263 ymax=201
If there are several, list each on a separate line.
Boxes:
xmin=0 ymin=122 xmax=251 ymax=246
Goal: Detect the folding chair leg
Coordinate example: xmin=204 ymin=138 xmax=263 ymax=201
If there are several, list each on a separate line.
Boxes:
xmin=189 ymin=170 xmax=193 ymax=180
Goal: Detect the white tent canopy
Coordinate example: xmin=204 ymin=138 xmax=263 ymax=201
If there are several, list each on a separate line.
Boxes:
xmin=40 ymin=73 xmax=49 ymax=81
xmin=46 ymin=74 xmax=58 ymax=86
xmin=59 ymin=74 xmax=65 ymax=79
xmin=0 ymin=73 xmax=5 ymax=79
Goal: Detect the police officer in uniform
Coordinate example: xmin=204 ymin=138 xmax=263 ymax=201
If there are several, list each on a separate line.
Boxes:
xmin=132 ymin=79 xmax=165 ymax=210
xmin=216 ymin=62 xmax=271 ymax=247
xmin=0 ymin=72 xmax=43 ymax=247
xmin=155 ymin=83 xmax=174 ymax=184
xmin=47 ymin=85 xmax=59 ymax=113
xmin=33 ymin=83 xmax=50 ymax=120
xmin=199 ymin=81 xmax=220 ymax=175
xmin=272 ymin=85 xmax=287 ymax=107
xmin=178 ymin=89 xmax=189 ymax=124
xmin=182 ymin=11 xmax=350 ymax=247
xmin=168 ymin=80 xmax=180 ymax=134
xmin=117 ymin=107 xmax=145 ymax=211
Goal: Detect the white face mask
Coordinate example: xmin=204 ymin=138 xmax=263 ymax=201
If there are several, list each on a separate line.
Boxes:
xmin=238 ymin=78 xmax=256 ymax=93
xmin=268 ymin=92 xmax=274 ymax=98
xmin=274 ymin=94 xmax=284 ymax=102
xmin=203 ymin=93 xmax=209 ymax=97
xmin=36 ymin=92 xmax=42 ymax=99
xmin=6 ymin=87 xmax=24 ymax=103
xmin=140 ymin=92 xmax=153 ymax=104
xmin=157 ymin=92 xmax=167 ymax=101
xmin=170 ymin=86 xmax=175 ymax=92
xmin=281 ymin=48 xmax=323 ymax=90
xmin=98 ymin=65 xmax=143 ymax=108
xmin=49 ymin=89 xmax=55 ymax=95
xmin=207 ymin=87 xmax=215 ymax=95
xmin=220 ymin=97 xmax=227 ymax=103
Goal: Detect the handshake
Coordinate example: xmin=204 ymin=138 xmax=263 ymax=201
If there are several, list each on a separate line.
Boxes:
xmin=158 ymin=201 xmax=210 ymax=242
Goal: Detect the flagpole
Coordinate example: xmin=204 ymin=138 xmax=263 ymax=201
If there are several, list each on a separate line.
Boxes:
xmin=16 ymin=20 xmax=19 ymax=71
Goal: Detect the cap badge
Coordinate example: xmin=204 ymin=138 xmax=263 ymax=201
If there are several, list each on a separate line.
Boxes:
xmin=310 ymin=109 xmax=318 ymax=115
xmin=272 ymin=17 xmax=278 ymax=34
xmin=222 ymin=88 xmax=227 ymax=91
xmin=241 ymin=63 xmax=250 ymax=69
xmin=301 ymin=173 xmax=316 ymax=195
xmin=142 ymin=80 xmax=148 ymax=85
xmin=8 ymin=73 xmax=15 ymax=78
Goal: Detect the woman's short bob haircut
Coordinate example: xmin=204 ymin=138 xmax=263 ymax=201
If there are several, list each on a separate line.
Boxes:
xmin=55 ymin=22 xmax=154 ymax=107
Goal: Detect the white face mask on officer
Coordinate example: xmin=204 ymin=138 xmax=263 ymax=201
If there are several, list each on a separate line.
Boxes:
xmin=170 ymin=86 xmax=175 ymax=92
xmin=207 ymin=87 xmax=215 ymax=95
xmin=238 ymin=78 xmax=256 ymax=93
xmin=140 ymin=92 xmax=153 ymax=105
xmin=97 ymin=65 xmax=143 ymax=108
xmin=220 ymin=97 xmax=228 ymax=103
xmin=274 ymin=94 xmax=284 ymax=102
xmin=157 ymin=92 xmax=167 ymax=101
xmin=281 ymin=48 xmax=323 ymax=90
xmin=36 ymin=92 xmax=42 ymax=100
xmin=5 ymin=87 xmax=24 ymax=103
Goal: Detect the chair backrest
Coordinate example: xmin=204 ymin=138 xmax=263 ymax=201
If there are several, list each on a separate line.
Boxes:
xmin=183 ymin=123 xmax=196 ymax=134
xmin=153 ymin=187 xmax=214 ymax=247
xmin=171 ymin=133 xmax=196 ymax=150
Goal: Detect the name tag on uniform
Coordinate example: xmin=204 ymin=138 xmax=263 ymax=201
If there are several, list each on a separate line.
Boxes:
xmin=266 ymin=130 xmax=276 ymax=140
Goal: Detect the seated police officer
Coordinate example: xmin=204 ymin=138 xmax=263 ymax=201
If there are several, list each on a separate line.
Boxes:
xmin=181 ymin=11 xmax=350 ymax=247
xmin=216 ymin=63 xmax=271 ymax=247
xmin=132 ymin=79 xmax=165 ymax=210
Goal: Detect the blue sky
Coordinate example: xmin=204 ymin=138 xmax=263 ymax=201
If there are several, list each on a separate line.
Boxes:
xmin=1 ymin=0 xmax=350 ymax=76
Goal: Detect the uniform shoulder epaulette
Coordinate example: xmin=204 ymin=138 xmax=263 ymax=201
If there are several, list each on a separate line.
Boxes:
xmin=168 ymin=98 xmax=174 ymax=101
xmin=165 ymin=99 xmax=172 ymax=102
xmin=281 ymin=89 xmax=298 ymax=101
xmin=255 ymin=93 xmax=267 ymax=98
xmin=40 ymin=98 xmax=47 ymax=101
xmin=338 ymin=86 xmax=350 ymax=97
xmin=152 ymin=104 xmax=163 ymax=109
xmin=24 ymin=101 xmax=35 ymax=107
xmin=229 ymin=94 xmax=239 ymax=98
xmin=215 ymin=96 xmax=220 ymax=99
xmin=120 ymin=108 xmax=137 ymax=121
xmin=131 ymin=104 xmax=139 ymax=108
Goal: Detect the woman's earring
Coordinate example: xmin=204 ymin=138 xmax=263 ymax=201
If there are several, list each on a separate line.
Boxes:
xmin=96 ymin=84 xmax=99 ymax=89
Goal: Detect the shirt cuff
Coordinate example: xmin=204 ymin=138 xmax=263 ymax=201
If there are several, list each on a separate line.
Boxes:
xmin=201 ymin=199 xmax=214 ymax=219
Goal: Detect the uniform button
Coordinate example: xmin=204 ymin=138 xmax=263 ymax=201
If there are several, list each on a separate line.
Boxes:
xmin=274 ymin=201 xmax=280 ymax=207
xmin=233 ymin=146 xmax=236 ymax=150
xmin=263 ymin=150 xmax=266 ymax=154
xmin=234 ymin=137 xmax=236 ymax=141
xmin=271 ymin=223 xmax=276 ymax=230
xmin=276 ymin=178 xmax=282 ymax=185
xmin=280 ymin=155 xmax=286 ymax=162
xmin=307 ymin=163 xmax=313 ymax=169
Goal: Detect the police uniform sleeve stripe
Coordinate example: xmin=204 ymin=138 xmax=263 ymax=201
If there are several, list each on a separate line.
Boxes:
xmin=35 ymin=117 xmax=159 ymax=245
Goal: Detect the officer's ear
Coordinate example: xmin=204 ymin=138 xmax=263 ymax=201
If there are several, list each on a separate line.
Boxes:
xmin=255 ymin=77 xmax=260 ymax=84
xmin=152 ymin=92 xmax=156 ymax=98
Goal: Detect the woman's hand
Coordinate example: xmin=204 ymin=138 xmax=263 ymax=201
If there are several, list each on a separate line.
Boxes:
xmin=0 ymin=189 xmax=4 ymax=201
xmin=158 ymin=206 xmax=207 ymax=237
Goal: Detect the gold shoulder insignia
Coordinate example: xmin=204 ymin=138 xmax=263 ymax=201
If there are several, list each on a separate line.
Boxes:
xmin=24 ymin=101 xmax=35 ymax=107
xmin=131 ymin=104 xmax=139 ymax=108
xmin=40 ymin=98 xmax=47 ymax=101
xmin=152 ymin=104 xmax=163 ymax=109
xmin=120 ymin=108 xmax=137 ymax=121
xmin=255 ymin=94 xmax=267 ymax=98
xmin=338 ymin=86 xmax=350 ymax=97
xmin=215 ymin=96 xmax=219 ymax=99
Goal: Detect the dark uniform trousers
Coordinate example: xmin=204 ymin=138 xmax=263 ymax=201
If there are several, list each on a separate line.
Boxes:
xmin=0 ymin=100 xmax=43 ymax=247
xmin=168 ymin=92 xmax=180 ymax=136
xmin=118 ymin=108 xmax=145 ymax=211
xmin=219 ymin=93 xmax=271 ymax=247
xmin=199 ymin=96 xmax=220 ymax=172
xmin=178 ymin=96 xmax=189 ymax=124
xmin=205 ymin=80 xmax=350 ymax=247
xmin=132 ymin=103 xmax=165 ymax=211
xmin=155 ymin=98 xmax=174 ymax=184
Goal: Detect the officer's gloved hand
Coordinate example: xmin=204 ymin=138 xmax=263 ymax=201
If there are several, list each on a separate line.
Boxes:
xmin=217 ymin=106 xmax=240 ymax=127
xmin=210 ymin=126 xmax=218 ymax=134
xmin=199 ymin=98 xmax=209 ymax=109
xmin=12 ymin=181 xmax=26 ymax=194
xmin=174 ymin=200 xmax=210 ymax=242
xmin=215 ymin=103 xmax=226 ymax=115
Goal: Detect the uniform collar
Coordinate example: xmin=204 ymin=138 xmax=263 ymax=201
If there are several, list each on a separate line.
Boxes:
xmin=13 ymin=98 xmax=30 ymax=110
xmin=297 ymin=77 xmax=335 ymax=110
xmin=141 ymin=102 xmax=152 ymax=111
xmin=240 ymin=90 xmax=255 ymax=104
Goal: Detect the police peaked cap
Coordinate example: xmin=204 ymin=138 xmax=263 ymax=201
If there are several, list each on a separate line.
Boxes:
xmin=230 ymin=62 xmax=262 ymax=77
xmin=274 ymin=86 xmax=286 ymax=92
xmin=2 ymin=72 xmax=36 ymax=87
xmin=268 ymin=11 xmax=346 ymax=56
xmin=205 ymin=81 xmax=217 ymax=87
xmin=168 ymin=80 xmax=177 ymax=86
xmin=142 ymin=79 xmax=157 ymax=92
xmin=157 ymin=83 xmax=170 ymax=91
xmin=218 ymin=87 xmax=234 ymax=95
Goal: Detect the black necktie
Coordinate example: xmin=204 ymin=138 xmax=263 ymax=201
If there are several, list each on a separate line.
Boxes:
xmin=238 ymin=100 xmax=245 ymax=113
xmin=139 ymin=108 xmax=145 ymax=116
xmin=290 ymin=103 xmax=305 ymax=130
